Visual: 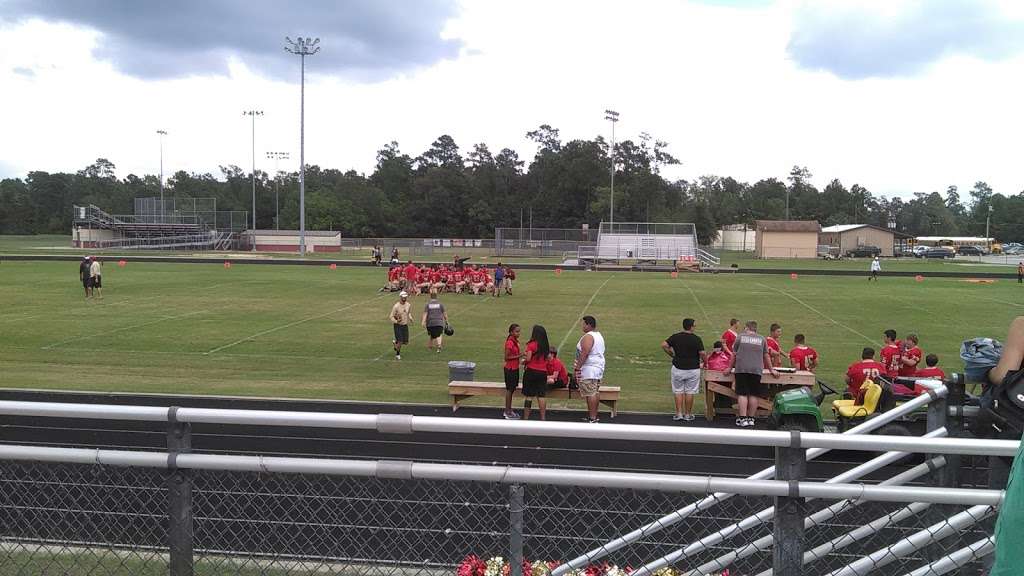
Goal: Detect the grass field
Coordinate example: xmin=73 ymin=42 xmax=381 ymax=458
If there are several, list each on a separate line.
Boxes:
xmin=2 ymin=258 xmax=1021 ymax=416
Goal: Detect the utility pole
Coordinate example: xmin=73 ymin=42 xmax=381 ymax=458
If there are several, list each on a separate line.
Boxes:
xmin=243 ymin=110 xmax=263 ymax=240
xmin=284 ymin=36 xmax=320 ymax=256
xmin=156 ymin=130 xmax=167 ymax=220
xmin=604 ymin=110 xmax=619 ymax=226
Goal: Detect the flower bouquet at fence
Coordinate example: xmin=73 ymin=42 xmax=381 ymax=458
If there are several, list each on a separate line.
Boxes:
xmin=457 ymin=555 xmax=733 ymax=576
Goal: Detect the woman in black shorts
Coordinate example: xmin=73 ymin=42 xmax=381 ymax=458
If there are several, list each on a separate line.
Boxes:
xmin=521 ymin=325 xmax=550 ymax=420
xmin=503 ymin=324 xmax=522 ymax=420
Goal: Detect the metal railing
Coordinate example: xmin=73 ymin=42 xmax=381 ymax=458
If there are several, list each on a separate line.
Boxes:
xmin=0 ymin=386 xmax=1013 ymax=576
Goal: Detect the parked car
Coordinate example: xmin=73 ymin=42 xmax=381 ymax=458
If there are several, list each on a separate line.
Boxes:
xmin=956 ymin=245 xmax=984 ymax=256
xmin=924 ymin=247 xmax=955 ymax=259
xmin=911 ymin=245 xmax=930 ymax=258
xmin=847 ymin=245 xmax=882 ymax=258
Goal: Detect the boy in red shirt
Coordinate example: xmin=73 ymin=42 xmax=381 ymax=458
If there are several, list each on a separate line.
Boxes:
xmin=721 ymin=319 xmax=739 ymax=356
xmin=880 ymin=329 xmax=902 ymax=378
xmin=845 ymin=347 xmax=886 ymax=398
xmin=383 ymin=265 xmax=401 ymax=292
xmin=546 ymin=348 xmax=569 ymax=389
xmin=915 ymin=354 xmax=945 ymax=379
xmin=766 ymin=323 xmax=783 ymax=367
xmin=899 ymin=333 xmax=923 ymax=377
xmin=453 ymin=269 xmax=466 ymax=293
xmin=788 ymin=334 xmax=819 ymax=372
xmin=403 ymin=261 xmax=419 ymax=294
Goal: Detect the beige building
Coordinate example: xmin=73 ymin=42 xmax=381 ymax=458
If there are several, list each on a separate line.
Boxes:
xmin=820 ymin=224 xmax=908 ymax=257
xmin=754 ymin=220 xmax=821 ymax=259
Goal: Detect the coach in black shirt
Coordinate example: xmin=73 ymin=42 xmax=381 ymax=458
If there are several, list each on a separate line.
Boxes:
xmin=661 ymin=318 xmax=706 ymax=422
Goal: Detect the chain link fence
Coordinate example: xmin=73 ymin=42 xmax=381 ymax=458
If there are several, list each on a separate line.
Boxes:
xmin=0 ymin=458 xmax=1001 ymax=576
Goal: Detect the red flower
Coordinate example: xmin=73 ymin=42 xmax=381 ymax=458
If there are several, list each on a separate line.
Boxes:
xmin=457 ymin=555 xmax=485 ymax=576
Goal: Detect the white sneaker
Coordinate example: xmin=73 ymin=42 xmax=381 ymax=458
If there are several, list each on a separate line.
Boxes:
xmin=673 ymin=414 xmax=685 ymax=421
xmin=743 ymin=418 xmax=756 ymax=427
xmin=683 ymin=414 xmax=696 ymax=422
xmin=395 ymin=354 xmax=401 ymax=360
xmin=735 ymin=418 xmax=745 ymax=427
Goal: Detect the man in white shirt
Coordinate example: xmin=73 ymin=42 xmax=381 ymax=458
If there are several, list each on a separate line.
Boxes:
xmin=869 ymin=256 xmax=881 ymax=281
xmin=88 ymin=257 xmax=103 ymax=299
xmin=574 ymin=315 xmax=605 ymax=423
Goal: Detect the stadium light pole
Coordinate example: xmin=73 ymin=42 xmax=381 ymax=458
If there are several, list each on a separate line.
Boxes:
xmin=266 ymin=151 xmax=290 ymax=230
xmin=604 ymin=110 xmax=619 ymax=227
xmin=985 ymin=204 xmax=993 ymax=248
xmin=243 ymin=110 xmax=263 ymax=239
xmin=156 ymin=130 xmax=167 ymax=220
xmin=284 ymin=36 xmax=320 ymax=256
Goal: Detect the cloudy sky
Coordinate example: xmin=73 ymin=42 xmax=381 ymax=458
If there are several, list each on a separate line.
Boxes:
xmin=2 ymin=0 xmax=1024 ymax=198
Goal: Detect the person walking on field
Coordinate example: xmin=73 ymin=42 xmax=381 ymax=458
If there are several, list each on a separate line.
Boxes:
xmin=89 ymin=256 xmax=103 ymax=299
xmin=79 ymin=256 xmax=92 ymax=298
xmin=1018 ymin=261 xmax=1023 ymax=284
xmin=869 ymin=256 xmax=881 ymax=281
xmin=502 ymin=324 xmax=523 ymax=420
xmin=521 ymin=325 xmax=551 ymax=421
xmin=421 ymin=290 xmax=448 ymax=354
xmin=661 ymin=318 xmax=706 ymax=422
xmin=574 ymin=315 xmax=605 ymax=423
xmin=729 ymin=320 xmax=779 ymax=427
xmin=389 ymin=291 xmax=412 ymax=360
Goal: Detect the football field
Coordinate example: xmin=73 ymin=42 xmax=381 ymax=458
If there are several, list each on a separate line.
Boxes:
xmin=1 ymin=260 xmax=1020 ymax=414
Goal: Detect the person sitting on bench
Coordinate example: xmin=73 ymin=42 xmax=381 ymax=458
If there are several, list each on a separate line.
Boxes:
xmin=546 ymin=348 xmax=569 ymax=389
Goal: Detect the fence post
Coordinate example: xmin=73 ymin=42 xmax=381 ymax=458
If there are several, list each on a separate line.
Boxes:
xmin=167 ymin=409 xmax=194 ymax=576
xmin=509 ymin=484 xmax=524 ymax=576
xmin=773 ymin=442 xmax=807 ymax=576
xmin=927 ymin=392 xmax=958 ymax=488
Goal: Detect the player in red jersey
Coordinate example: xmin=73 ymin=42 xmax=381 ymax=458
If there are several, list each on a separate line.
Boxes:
xmin=545 ymin=348 xmax=569 ymax=389
xmin=470 ymin=266 xmax=486 ymax=295
xmin=403 ymin=261 xmax=419 ymax=294
xmin=899 ymin=333 xmax=923 ymax=377
xmin=721 ymin=318 xmax=739 ymax=356
xmin=453 ymin=269 xmax=467 ymax=293
xmin=428 ymin=266 xmax=445 ymax=294
xmin=382 ymin=265 xmax=402 ymax=292
xmin=416 ymin=266 xmax=433 ymax=295
xmin=915 ymin=354 xmax=945 ymax=379
xmin=788 ymin=334 xmax=819 ymax=372
xmin=766 ymin=323 xmax=784 ymax=368
xmin=879 ymin=329 xmax=902 ymax=378
xmin=845 ymin=347 xmax=887 ymax=397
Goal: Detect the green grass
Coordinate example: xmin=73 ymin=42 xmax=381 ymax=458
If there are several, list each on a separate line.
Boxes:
xmin=717 ymin=250 xmax=1019 ymax=274
xmin=2 ymin=260 xmax=1021 ymax=415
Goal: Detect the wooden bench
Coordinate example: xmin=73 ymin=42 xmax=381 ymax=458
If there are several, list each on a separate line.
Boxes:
xmin=703 ymin=369 xmax=815 ymax=419
xmin=448 ymin=381 xmax=621 ymax=417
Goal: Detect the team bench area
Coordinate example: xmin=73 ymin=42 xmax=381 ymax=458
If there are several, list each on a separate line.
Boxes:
xmin=448 ymin=381 xmax=621 ymax=417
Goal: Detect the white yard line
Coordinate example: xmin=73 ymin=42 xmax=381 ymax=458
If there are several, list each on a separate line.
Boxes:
xmin=977 ymin=296 xmax=1024 ymax=308
xmin=372 ymin=294 xmax=494 ymax=362
xmin=555 ymin=274 xmax=614 ymax=353
xmin=682 ymin=281 xmax=713 ymax=325
xmin=756 ymin=282 xmax=876 ymax=345
xmin=204 ymin=294 xmax=385 ymax=355
xmin=41 ymin=310 xmax=208 ymax=350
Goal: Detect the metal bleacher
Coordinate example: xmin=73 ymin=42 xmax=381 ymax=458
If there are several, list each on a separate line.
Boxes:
xmin=73 ymin=201 xmax=245 ymax=251
xmin=578 ymin=222 xmax=717 ymax=268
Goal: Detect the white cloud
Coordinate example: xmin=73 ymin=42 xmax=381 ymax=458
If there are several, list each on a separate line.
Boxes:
xmin=2 ymin=0 xmax=1023 ymax=201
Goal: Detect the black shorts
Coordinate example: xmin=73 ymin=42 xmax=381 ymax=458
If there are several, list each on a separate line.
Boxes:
xmin=82 ymin=277 xmax=91 ymax=288
xmin=393 ymin=324 xmax=409 ymax=344
xmin=734 ymin=372 xmax=767 ymax=397
xmin=504 ymin=368 xmax=520 ymax=392
xmin=522 ymin=368 xmax=547 ymax=397
xmin=91 ymin=276 xmax=102 ymax=288
xmin=427 ymin=325 xmax=443 ymax=339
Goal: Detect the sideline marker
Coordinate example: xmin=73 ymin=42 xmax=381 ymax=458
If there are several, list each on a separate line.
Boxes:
xmin=224 ymin=261 xmax=232 ymax=269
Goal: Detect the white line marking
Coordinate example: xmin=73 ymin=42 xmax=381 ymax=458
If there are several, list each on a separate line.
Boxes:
xmin=756 ymin=282 xmax=875 ymax=345
xmin=556 ymin=274 xmax=614 ymax=355
xmin=372 ymin=294 xmax=493 ymax=362
xmin=204 ymin=294 xmax=385 ymax=355
xmin=42 ymin=310 xmax=208 ymax=350
xmin=977 ymin=296 xmax=1024 ymax=308
xmin=681 ymin=281 xmax=712 ymax=325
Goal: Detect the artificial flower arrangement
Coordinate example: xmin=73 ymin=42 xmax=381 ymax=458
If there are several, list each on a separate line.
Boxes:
xmin=456 ymin=555 xmax=732 ymax=576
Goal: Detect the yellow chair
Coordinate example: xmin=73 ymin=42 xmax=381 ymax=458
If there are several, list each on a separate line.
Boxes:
xmin=832 ymin=382 xmax=883 ymax=419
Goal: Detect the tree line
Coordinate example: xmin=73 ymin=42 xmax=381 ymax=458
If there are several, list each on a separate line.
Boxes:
xmin=2 ymin=124 xmax=1022 ymax=244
